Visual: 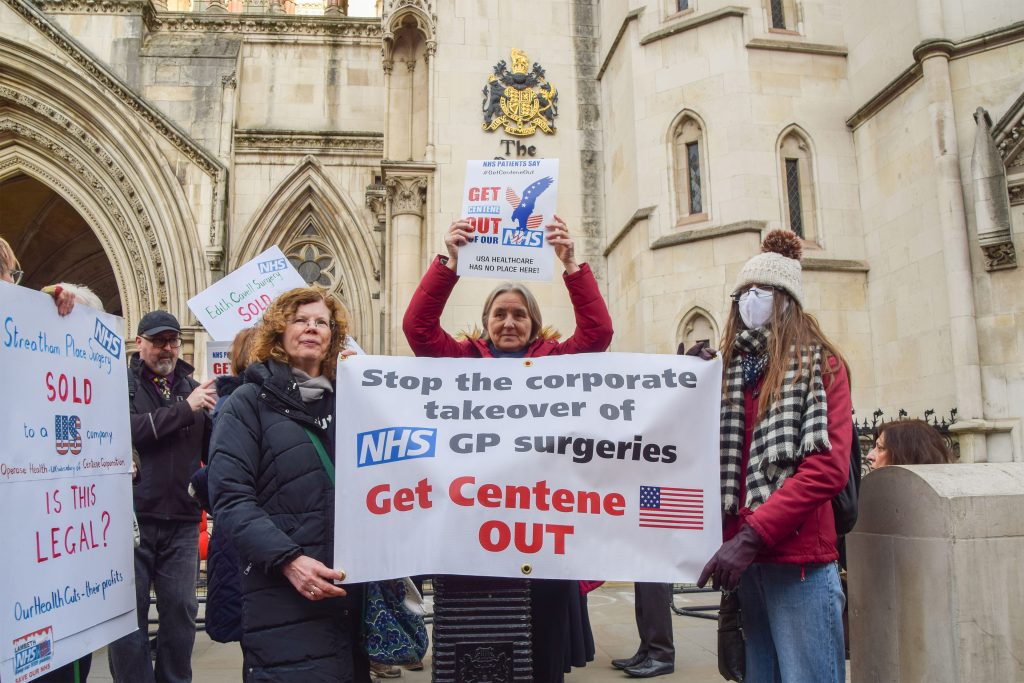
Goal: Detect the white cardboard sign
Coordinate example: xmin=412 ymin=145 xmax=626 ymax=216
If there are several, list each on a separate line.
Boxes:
xmin=0 ymin=283 xmax=135 ymax=681
xmin=187 ymin=246 xmax=307 ymax=341
xmin=334 ymin=353 xmax=723 ymax=584
xmin=457 ymin=159 xmax=559 ymax=281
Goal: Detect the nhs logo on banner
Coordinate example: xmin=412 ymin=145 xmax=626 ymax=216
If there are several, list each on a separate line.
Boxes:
xmin=357 ymin=427 xmax=436 ymax=467
xmin=501 ymin=228 xmax=544 ymax=248
xmin=257 ymin=257 xmax=289 ymax=274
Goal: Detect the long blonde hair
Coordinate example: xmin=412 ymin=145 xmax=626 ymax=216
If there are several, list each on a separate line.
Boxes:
xmin=720 ymin=288 xmax=848 ymax=419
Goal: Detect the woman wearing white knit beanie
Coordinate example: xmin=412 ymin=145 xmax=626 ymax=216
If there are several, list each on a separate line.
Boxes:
xmin=697 ymin=230 xmax=853 ymax=683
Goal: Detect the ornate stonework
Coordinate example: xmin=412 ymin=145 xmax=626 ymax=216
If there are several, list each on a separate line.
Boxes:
xmin=0 ymin=122 xmax=161 ymax=306
xmin=3 ymin=0 xmax=223 ymax=180
xmin=385 ymin=175 xmax=427 ymax=217
xmin=981 ymin=242 xmax=1018 ymax=271
xmin=31 ymin=0 xmax=147 ymax=12
xmin=234 ymin=129 xmax=384 ymax=155
xmin=1008 ymin=182 xmax=1024 ymax=206
xmin=144 ymin=11 xmax=382 ymax=38
xmin=0 ymin=86 xmax=172 ymax=305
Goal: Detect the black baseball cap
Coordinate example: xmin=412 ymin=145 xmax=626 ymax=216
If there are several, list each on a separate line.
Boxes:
xmin=137 ymin=311 xmax=181 ymax=336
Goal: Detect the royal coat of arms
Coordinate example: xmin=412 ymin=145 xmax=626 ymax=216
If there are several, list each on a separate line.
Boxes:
xmin=482 ymin=48 xmax=558 ymax=136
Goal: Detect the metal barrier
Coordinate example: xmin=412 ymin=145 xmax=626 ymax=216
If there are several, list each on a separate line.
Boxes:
xmin=671 ymin=583 xmax=718 ymax=620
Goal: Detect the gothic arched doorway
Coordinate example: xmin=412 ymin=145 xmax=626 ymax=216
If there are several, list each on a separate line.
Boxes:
xmin=1 ymin=173 xmax=122 ymax=314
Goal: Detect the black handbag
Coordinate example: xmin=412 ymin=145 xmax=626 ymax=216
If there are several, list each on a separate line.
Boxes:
xmin=717 ymin=590 xmax=745 ymax=681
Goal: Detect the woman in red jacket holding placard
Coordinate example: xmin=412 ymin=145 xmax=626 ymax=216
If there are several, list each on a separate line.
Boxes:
xmin=698 ymin=230 xmax=852 ymax=683
xmin=403 ymin=216 xmax=612 ymax=682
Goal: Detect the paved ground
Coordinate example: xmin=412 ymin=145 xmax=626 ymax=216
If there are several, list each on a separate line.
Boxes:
xmin=90 ymin=583 xmax=849 ymax=682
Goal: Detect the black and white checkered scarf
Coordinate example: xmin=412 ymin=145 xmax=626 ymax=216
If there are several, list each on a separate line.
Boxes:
xmin=720 ymin=328 xmax=831 ymax=513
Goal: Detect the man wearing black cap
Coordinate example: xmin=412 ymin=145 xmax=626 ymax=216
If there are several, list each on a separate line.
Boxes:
xmin=108 ymin=311 xmax=217 ymax=683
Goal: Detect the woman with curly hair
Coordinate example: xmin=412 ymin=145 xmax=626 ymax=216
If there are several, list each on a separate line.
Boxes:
xmin=697 ymin=230 xmax=853 ymax=683
xmin=208 ymin=287 xmax=370 ymax=682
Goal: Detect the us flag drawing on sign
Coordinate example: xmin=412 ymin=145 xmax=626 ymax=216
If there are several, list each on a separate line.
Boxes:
xmin=639 ymin=486 xmax=704 ymax=530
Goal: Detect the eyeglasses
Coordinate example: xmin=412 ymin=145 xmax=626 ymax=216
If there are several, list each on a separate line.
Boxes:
xmin=730 ymin=286 xmax=775 ymax=303
xmin=142 ymin=335 xmax=182 ymax=349
xmin=2 ymin=267 xmax=23 ymax=285
xmin=289 ymin=316 xmax=333 ymax=331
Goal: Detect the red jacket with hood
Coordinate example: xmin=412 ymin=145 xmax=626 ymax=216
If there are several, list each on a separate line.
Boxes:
xmin=403 ymin=255 xmax=613 ymax=358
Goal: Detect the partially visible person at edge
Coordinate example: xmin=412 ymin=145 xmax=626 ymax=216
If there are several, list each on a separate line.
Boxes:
xmin=208 ymin=288 xmax=371 ymax=682
xmin=402 ymin=216 xmax=612 ymax=682
xmin=697 ymin=230 xmax=853 ymax=683
xmin=867 ymin=419 xmax=955 ymax=470
xmin=188 ymin=327 xmax=258 ymax=647
xmin=108 ymin=311 xmax=217 ymax=683
xmin=32 ymin=284 xmax=105 ymax=683
xmin=0 ymin=237 xmax=77 ymax=314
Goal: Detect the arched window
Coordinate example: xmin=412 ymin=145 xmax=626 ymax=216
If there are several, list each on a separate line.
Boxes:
xmin=677 ymin=308 xmax=718 ymax=352
xmin=778 ymin=128 xmax=817 ymax=240
xmin=671 ymin=112 xmax=708 ymax=223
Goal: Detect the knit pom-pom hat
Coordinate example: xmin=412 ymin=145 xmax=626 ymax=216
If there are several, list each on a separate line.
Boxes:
xmin=733 ymin=230 xmax=804 ymax=306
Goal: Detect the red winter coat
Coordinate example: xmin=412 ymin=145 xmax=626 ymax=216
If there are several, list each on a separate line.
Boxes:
xmin=723 ymin=357 xmax=852 ymax=565
xmin=403 ymin=255 xmax=613 ymax=358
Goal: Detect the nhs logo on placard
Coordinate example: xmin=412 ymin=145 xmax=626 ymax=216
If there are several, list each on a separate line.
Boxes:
xmin=357 ymin=427 xmax=436 ymax=467
xmin=501 ymin=228 xmax=544 ymax=248
xmin=257 ymin=257 xmax=289 ymax=274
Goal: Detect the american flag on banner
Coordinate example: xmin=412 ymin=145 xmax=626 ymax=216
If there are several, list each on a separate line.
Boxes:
xmin=638 ymin=486 xmax=704 ymax=530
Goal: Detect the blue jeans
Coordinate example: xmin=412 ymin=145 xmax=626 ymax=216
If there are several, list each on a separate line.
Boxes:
xmin=737 ymin=562 xmax=845 ymax=683
xmin=108 ymin=520 xmax=199 ymax=683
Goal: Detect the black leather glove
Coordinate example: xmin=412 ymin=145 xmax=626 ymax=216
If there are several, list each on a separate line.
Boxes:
xmin=697 ymin=525 xmax=765 ymax=590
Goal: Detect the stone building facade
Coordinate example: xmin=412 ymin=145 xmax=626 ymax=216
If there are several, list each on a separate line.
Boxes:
xmin=1 ymin=0 xmax=1022 ymax=460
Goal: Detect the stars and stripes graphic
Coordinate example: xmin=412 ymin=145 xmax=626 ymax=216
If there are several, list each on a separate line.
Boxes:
xmin=505 ymin=187 xmax=521 ymax=208
xmin=639 ymin=486 xmax=704 ymax=530
xmin=505 ymin=188 xmax=545 ymax=230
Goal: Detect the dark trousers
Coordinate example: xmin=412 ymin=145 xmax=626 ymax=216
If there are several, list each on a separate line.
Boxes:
xmin=633 ymin=582 xmax=674 ymax=662
xmin=108 ymin=520 xmax=199 ymax=683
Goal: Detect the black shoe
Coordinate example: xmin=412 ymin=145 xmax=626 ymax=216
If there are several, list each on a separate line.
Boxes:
xmin=624 ymin=658 xmax=674 ymax=678
xmin=611 ymin=652 xmax=646 ymax=670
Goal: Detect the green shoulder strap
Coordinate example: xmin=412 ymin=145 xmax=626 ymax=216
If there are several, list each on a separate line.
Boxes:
xmin=303 ymin=427 xmax=335 ymax=485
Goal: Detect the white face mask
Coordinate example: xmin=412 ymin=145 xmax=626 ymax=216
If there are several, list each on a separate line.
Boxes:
xmin=737 ymin=287 xmax=774 ymax=329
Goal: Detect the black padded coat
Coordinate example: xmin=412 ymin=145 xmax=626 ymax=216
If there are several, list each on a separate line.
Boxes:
xmin=208 ymin=359 xmax=369 ymax=683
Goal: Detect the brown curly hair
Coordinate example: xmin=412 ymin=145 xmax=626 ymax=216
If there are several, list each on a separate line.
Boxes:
xmin=248 ymin=287 xmax=349 ymax=380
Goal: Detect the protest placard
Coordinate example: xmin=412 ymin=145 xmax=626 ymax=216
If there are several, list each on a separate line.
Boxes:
xmin=187 ymin=246 xmax=307 ymax=341
xmin=334 ymin=353 xmax=722 ymax=584
xmin=206 ymin=340 xmax=234 ymax=380
xmin=0 ymin=283 xmax=135 ymax=681
xmin=457 ymin=159 xmax=559 ymax=281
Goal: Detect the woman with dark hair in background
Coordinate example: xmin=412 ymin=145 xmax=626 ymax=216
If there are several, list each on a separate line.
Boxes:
xmin=867 ymin=419 xmax=955 ymax=469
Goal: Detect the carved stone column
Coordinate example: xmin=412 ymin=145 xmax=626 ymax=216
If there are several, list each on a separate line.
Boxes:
xmin=915 ymin=29 xmax=986 ymax=461
xmin=383 ymin=169 xmax=429 ymax=355
xmin=972 ymin=108 xmax=1017 ymax=271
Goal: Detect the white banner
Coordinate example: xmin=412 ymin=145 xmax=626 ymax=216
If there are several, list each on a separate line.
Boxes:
xmin=187 ymin=246 xmax=307 ymax=341
xmin=334 ymin=353 xmax=723 ymax=584
xmin=0 ymin=283 xmax=135 ymax=681
xmin=457 ymin=159 xmax=558 ymax=281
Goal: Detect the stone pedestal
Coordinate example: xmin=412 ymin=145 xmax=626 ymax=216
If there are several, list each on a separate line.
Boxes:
xmin=431 ymin=576 xmax=532 ymax=682
xmin=847 ymin=464 xmax=1024 ymax=683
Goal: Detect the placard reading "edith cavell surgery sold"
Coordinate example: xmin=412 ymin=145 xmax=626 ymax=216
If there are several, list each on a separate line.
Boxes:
xmin=458 ymin=159 xmax=559 ymax=282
